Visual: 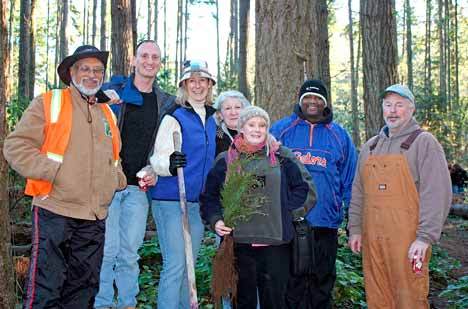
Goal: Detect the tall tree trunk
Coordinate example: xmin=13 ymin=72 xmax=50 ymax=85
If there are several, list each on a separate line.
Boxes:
xmin=154 ymin=0 xmax=158 ymax=41
xmin=100 ymin=0 xmax=107 ymax=50
xmin=147 ymin=0 xmax=152 ymax=39
xmin=83 ymin=0 xmax=87 ymax=44
xmin=175 ymin=0 xmax=181 ymax=83
xmin=54 ymin=0 xmax=60 ymax=87
xmin=18 ymin=0 xmax=34 ymax=100
xmin=360 ymin=0 xmax=398 ymax=139
xmin=238 ymin=0 xmax=250 ymax=100
xmin=28 ymin=0 xmax=36 ymax=98
xmin=183 ymin=0 xmax=188 ymax=60
xmin=92 ymin=0 xmax=97 ymax=46
xmin=0 ymin=0 xmax=14 ymax=305
xmin=7 ymin=0 xmax=14 ymax=78
xmin=163 ymin=0 xmax=167 ymax=68
xmin=255 ymin=0 xmax=330 ymax=120
xmin=348 ymin=0 xmax=360 ymax=146
xmin=111 ymin=0 xmax=133 ymax=75
xmin=405 ymin=0 xmax=413 ymax=91
xmin=45 ymin=0 xmax=50 ymax=90
xmin=424 ymin=0 xmax=432 ymax=97
xmin=131 ymin=0 xmax=137 ymax=52
xmin=444 ymin=0 xmax=451 ymax=111
xmin=59 ymin=0 xmax=69 ymax=63
xmin=438 ymin=0 xmax=446 ymax=108
xmin=216 ymin=0 xmax=220 ymax=85
xmin=453 ymin=0 xmax=459 ymax=107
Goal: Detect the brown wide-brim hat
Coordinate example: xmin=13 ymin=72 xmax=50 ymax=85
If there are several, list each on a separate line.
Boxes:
xmin=57 ymin=45 xmax=109 ymax=85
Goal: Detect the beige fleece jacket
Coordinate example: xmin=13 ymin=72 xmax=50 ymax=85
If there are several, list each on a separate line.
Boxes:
xmin=348 ymin=118 xmax=452 ymax=244
xmin=3 ymin=86 xmax=127 ymax=220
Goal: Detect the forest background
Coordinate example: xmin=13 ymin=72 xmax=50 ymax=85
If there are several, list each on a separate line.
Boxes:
xmin=0 ymin=0 xmax=467 ymax=308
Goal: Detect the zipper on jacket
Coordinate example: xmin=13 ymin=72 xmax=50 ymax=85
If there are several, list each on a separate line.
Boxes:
xmin=308 ymin=123 xmax=314 ymax=147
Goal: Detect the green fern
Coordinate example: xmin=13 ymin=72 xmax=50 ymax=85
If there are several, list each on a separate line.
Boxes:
xmin=221 ymin=156 xmax=267 ymax=228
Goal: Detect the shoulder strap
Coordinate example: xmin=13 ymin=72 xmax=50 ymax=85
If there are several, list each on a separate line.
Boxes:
xmin=369 ymin=136 xmax=380 ymax=152
xmin=400 ymin=129 xmax=423 ymax=150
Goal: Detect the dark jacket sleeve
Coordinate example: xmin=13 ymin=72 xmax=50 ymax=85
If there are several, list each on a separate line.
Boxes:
xmin=199 ymin=157 xmax=228 ymax=229
xmin=282 ymin=157 xmax=310 ymax=212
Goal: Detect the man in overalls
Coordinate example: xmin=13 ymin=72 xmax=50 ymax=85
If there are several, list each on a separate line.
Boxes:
xmin=347 ymin=84 xmax=452 ymax=308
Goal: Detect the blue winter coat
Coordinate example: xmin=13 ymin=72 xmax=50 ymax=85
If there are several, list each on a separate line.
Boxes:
xmin=270 ymin=105 xmax=357 ymax=228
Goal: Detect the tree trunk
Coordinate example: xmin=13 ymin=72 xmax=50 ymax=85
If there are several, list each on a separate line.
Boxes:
xmin=7 ymin=0 xmax=14 ymax=78
xmin=0 ymin=0 xmax=15 ymax=307
xmin=111 ymin=0 xmax=133 ymax=75
xmin=438 ymin=0 xmax=446 ymax=108
xmin=154 ymin=0 xmax=158 ymax=41
xmin=453 ymin=0 xmax=458 ymax=108
xmin=28 ymin=0 xmax=36 ymax=98
xmin=424 ymin=0 xmax=432 ymax=97
xmin=147 ymin=0 xmax=152 ymax=39
xmin=255 ymin=0 xmax=330 ymax=120
xmin=216 ymin=0 xmax=220 ymax=85
xmin=175 ymin=0 xmax=181 ymax=83
xmin=183 ymin=0 xmax=188 ymax=60
xmin=92 ymin=0 xmax=97 ymax=46
xmin=405 ymin=0 xmax=413 ymax=91
xmin=18 ymin=0 xmax=33 ymax=100
xmin=131 ymin=0 xmax=137 ymax=52
xmin=445 ymin=0 xmax=451 ymax=111
xmin=348 ymin=0 xmax=360 ymax=147
xmin=100 ymin=0 xmax=107 ymax=51
xmin=45 ymin=0 xmax=50 ymax=90
xmin=59 ymin=0 xmax=69 ymax=63
xmin=238 ymin=0 xmax=250 ymax=100
xmin=163 ymin=0 xmax=167 ymax=68
xmin=54 ymin=0 xmax=60 ymax=87
xmin=83 ymin=0 xmax=87 ymax=44
xmin=360 ymin=0 xmax=398 ymax=139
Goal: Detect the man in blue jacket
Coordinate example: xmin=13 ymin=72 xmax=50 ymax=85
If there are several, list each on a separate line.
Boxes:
xmin=94 ymin=40 xmax=175 ymax=309
xmin=270 ymin=79 xmax=357 ymax=309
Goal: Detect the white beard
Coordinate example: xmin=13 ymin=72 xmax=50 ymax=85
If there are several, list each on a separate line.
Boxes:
xmin=72 ymin=77 xmax=103 ymax=96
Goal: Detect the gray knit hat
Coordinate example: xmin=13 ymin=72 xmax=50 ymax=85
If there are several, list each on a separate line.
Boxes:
xmin=237 ymin=106 xmax=270 ymax=132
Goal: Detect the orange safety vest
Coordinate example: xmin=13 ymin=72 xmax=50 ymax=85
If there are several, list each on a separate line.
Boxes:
xmin=25 ymin=88 xmax=120 ymax=197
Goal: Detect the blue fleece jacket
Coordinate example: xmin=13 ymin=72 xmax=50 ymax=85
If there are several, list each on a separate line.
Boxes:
xmin=270 ymin=105 xmax=357 ymax=228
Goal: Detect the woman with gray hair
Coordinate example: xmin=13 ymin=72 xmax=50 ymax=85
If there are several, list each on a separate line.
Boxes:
xmin=213 ymin=90 xmax=251 ymax=156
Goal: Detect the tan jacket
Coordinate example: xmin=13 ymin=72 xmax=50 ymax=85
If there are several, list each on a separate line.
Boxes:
xmin=348 ymin=118 xmax=452 ymax=244
xmin=3 ymin=86 xmax=127 ymax=220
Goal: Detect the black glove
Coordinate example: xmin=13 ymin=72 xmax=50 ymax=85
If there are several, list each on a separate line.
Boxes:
xmin=169 ymin=151 xmax=187 ymax=176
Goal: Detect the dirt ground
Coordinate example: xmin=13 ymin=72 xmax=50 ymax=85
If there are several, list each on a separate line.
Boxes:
xmin=429 ymin=215 xmax=468 ymax=308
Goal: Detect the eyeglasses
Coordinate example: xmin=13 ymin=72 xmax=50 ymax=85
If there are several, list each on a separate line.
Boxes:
xmin=77 ymin=65 xmax=105 ymax=76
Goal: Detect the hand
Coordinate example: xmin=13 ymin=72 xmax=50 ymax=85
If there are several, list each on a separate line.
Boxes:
xmin=408 ymin=239 xmax=429 ymax=262
xmin=169 ymin=151 xmax=187 ymax=176
xmin=348 ymin=234 xmax=362 ymax=254
xmin=214 ymin=220 xmax=232 ymax=237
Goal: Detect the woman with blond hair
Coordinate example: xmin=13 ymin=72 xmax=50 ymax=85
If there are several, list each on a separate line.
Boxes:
xmin=148 ymin=59 xmax=217 ymax=309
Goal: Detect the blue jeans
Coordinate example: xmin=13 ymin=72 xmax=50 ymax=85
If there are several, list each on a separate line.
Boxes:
xmin=94 ymin=186 xmax=150 ymax=309
xmin=152 ymin=200 xmax=205 ymax=309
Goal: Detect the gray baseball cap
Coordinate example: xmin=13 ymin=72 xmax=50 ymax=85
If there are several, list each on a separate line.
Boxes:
xmin=381 ymin=84 xmax=415 ymax=105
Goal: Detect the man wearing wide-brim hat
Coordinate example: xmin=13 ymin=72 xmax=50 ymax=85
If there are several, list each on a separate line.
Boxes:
xmin=3 ymin=45 xmax=126 ymax=308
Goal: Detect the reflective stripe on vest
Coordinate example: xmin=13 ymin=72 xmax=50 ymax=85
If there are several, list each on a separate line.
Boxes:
xmin=25 ymin=88 xmax=120 ymax=197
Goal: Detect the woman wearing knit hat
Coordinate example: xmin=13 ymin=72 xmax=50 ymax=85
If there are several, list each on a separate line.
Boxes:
xmin=200 ymin=106 xmax=315 ymax=309
xmin=148 ymin=59 xmax=217 ymax=309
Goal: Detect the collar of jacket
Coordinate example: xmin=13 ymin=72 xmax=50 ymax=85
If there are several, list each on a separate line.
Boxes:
xmin=119 ymin=73 xmax=161 ymax=106
xmin=293 ymin=103 xmax=333 ymax=125
xmin=380 ymin=117 xmax=421 ymax=139
xmin=183 ymin=101 xmax=216 ymax=120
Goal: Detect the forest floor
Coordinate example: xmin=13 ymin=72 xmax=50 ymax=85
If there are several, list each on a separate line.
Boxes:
xmin=429 ymin=213 xmax=468 ymax=308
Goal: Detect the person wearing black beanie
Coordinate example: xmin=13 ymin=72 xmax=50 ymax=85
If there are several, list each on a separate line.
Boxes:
xmin=271 ymin=79 xmax=358 ymax=308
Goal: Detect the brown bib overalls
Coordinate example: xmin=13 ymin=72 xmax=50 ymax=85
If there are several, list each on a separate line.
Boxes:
xmin=361 ymin=133 xmax=431 ymax=309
